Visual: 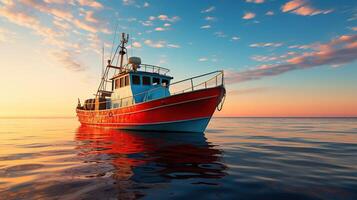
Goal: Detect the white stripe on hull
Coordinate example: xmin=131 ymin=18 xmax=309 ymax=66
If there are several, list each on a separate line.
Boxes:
xmin=83 ymin=117 xmax=211 ymax=133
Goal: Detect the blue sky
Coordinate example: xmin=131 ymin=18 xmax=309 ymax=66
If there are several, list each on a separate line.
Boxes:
xmin=0 ymin=0 xmax=357 ymax=116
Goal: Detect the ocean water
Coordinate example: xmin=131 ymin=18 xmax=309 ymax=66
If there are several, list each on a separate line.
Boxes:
xmin=0 ymin=117 xmax=356 ymax=200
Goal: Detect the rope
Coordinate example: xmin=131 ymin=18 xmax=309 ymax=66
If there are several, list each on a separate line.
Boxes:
xmin=217 ymin=90 xmax=226 ymax=111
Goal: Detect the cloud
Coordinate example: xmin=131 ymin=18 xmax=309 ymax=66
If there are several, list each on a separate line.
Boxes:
xmin=84 ymin=10 xmax=99 ymax=23
xmin=44 ymin=0 xmax=68 ymax=3
xmin=201 ymin=6 xmax=215 ymax=13
xmin=226 ymin=34 xmax=357 ymax=84
xmin=144 ymin=40 xmax=166 ymax=48
xmin=250 ymin=52 xmax=296 ymax=62
xmin=132 ymin=41 xmax=142 ymax=48
xmin=266 ymin=11 xmax=274 ymax=16
xmin=231 ymin=36 xmax=240 ymax=41
xmin=122 ymin=0 xmax=135 ymax=6
xmin=144 ymin=40 xmax=180 ymax=48
xmin=143 ymin=2 xmax=149 ymax=7
xmin=16 ymin=0 xmax=108 ymax=34
xmin=21 ymin=0 xmax=73 ymax=21
xmin=141 ymin=20 xmax=153 ymax=26
xmin=246 ymin=0 xmax=264 ymax=4
xmin=53 ymin=19 xmax=72 ymax=30
xmin=198 ymin=57 xmax=208 ymax=62
xmin=250 ymin=42 xmax=283 ymax=48
xmin=205 ymin=16 xmax=216 ymax=21
xmin=157 ymin=14 xmax=180 ymax=22
xmin=200 ymin=25 xmax=211 ymax=29
xmin=251 ymin=55 xmax=279 ymax=62
xmin=243 ymin=12 xmax=256 ymax=20
xmin=0 ymin=2 xmax=65 ymax=40
xmin=281 ymin=0 xmax=332 ymax=16
xmin=0 ymin=1 xmax=94 ymax=71
xmin=288 ymin=44 xmax=312 ymax=49
xmin=351 ymin=27 xmax=357 ymax=31
xmin=73 ymin=19 xmax=97 ymax=33
xmin=155 ymin=27 xmax=166 ymax=31
xmin=282 ymin=0 xmax=304 ymax=12
xmin=51 ymin=50 xmax=85 ymax=71
xmin=167 ymin=44 xmax=180 ymax=48
xmin=214 ymin=31 xmax=226 ymax=38
xmin=78 ymin=0 xmax=103 ymax=9
xmin=141 ymin=15 xmax=179 ymax=28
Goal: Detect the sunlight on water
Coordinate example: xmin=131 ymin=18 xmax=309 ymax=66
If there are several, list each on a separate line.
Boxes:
xmin=0 ymin=118 xmax=356 ymax=199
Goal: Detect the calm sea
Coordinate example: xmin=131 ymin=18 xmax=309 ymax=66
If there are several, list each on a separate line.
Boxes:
xmin=0 ymin=117 xmax=356 ymax=200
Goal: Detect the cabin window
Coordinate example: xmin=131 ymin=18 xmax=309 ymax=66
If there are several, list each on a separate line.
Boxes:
xmin=132 ymin=75 xmax=140 ymax=85
xmin=120 ymin=77 xmax=124 ymax=87
xmin=125 ymin=76 xmax=129 ymax=86
xmin=143 ymin=76 xmax=151 ymax=85
xmin=115 ymin=79 xmax=120 ymax=89
xmin=153 ymin=77 xmax=160 ymax=85
xmin=162 ymin=79 xmax=169 ymax=86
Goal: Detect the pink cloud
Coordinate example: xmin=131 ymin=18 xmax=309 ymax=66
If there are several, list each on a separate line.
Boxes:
xmin=281 ymin=0 xmax=332 ymax=16
xmin=226 ymin=34 xmax=357 ymax=84
xmin=22 ymin=0 xmax=73 ymax=21
xmin=246 ymin=0 xmax=265 ymax=4
xmin=243 ymin=12 xmax=256 ymax=20
xmin=51 ymin=50 xmax=84 ymax=71
xmin=0 ymin=1 xmax=86 ymax=71
xmin=78 ymin=0 xmax=103 ymax=9
xmin=84 ymin=10 xmax=99 ymax=23
xmin=73 ymin=19 xmax=97 ymax=33
xmin=282 ymin=0 xmax=305 ymax=12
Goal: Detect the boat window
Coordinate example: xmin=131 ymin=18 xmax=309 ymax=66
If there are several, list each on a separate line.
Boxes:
xmin=153 ymin=77 xmax=160 ymax=85
xmin=143 ymin=76 xmax=151 ymax=85
xmin=115 ymin=79 xmax=120 ymax=89
xmin=162 ymin=79 xmax=169 ymax=86
xmin=120 ymin=77 xmax=124 ymax=87
xmin=125 ymin=75 xmax=129 ymax=86
xmin=132 ymin=75 xmax=140 ymax=85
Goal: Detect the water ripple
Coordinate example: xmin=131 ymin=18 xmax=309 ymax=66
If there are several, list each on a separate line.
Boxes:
xmin=0 ymin=118 xmax=356 ymax=199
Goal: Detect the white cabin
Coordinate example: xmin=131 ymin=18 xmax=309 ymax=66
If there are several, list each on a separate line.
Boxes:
xmin=109 ymin=68 xmax=173 ymax=109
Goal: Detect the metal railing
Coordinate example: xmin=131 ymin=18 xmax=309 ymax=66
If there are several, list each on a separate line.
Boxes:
xmin=112 ymin=63 xmax=170 ymax=76
xmin=140 ymin=64 xmax=170 ymax=75
xmin=79 ymin=70 xmax=224 ymax=111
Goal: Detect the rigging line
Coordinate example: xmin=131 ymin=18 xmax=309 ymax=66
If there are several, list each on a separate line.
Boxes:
xmin=111 ymin=44 xmax=121 ymax=63
xmin=101 ymin=44 xmax=104 ymax=78
xmin=109 ymin=22 xmax=119 ymax=60
xmin=115 ymin=48 xmax=120 ymax=67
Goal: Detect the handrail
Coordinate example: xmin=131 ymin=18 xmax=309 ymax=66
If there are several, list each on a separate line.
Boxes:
xmin=79 ymin=70 xmax=224 ymax=110
xmin=140 ymin=64 xmax=170 ymax=75
xmin=111 ymin=63 xmax=170 ymax=76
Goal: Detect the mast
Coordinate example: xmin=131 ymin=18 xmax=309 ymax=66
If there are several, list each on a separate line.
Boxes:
xmin=95 ymin=32 xmax=129 ymax=98
xmin=119 ymin=33 xmax=129 ymax=72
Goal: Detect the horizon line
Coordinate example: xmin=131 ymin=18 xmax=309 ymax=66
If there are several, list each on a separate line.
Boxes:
xmin=1 ymin=116 xmax=357 ymax=119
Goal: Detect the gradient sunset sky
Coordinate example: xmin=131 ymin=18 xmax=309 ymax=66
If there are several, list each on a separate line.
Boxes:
xmin=0 ymin=0 xmax=356 ymax=117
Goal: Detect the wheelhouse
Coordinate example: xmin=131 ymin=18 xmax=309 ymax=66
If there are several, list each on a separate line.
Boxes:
xmin=109 ymin=69 xmax=173 ymax=109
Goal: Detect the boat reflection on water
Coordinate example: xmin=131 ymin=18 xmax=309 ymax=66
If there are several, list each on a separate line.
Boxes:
xmin=75 ymin=125 xmax=227 ymax=199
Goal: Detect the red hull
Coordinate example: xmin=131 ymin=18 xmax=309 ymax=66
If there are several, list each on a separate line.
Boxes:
xmin=76 ymin=86 xmax=225 ymax=132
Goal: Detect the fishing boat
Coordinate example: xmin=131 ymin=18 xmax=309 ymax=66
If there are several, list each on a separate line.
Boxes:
xmin=76 ymin=33 xmax=226 ymax=132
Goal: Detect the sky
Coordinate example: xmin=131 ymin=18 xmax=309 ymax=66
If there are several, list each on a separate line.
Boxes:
xmin=0 ymin=0 xmax=357 ymax=117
